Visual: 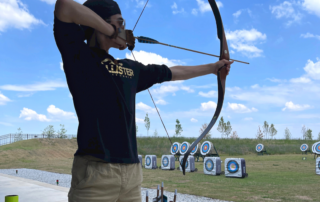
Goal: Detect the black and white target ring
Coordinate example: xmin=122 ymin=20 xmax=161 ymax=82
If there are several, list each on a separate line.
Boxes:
xmin=146 ymin=156 xmax=151 ymax=166
xmin=316 ymin=143 xmax=320 ymax=154
xmin=227 ymin=160 xmax=239 ymax=173
xmin=205 ymin=159 xmax=214 ymax=172
xmin=172 ymin=144 xmax=179 ymax=153
xmin=202 ymin=142 xmax=210 ymax=153
xmin=300 ymin=144 xmax=308 ymax=152
xmin=162 ymin=156 xmax=169 ymax=167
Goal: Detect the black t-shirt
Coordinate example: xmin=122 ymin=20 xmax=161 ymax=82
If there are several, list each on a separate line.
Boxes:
xmin=53 ymin=15 xmax=172 ymax=164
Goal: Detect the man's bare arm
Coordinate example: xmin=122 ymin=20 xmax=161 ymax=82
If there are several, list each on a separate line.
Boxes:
xmin=54 ymin=0 xmax=114 ymax=36
xmin=170 ymin=59 xmax=233 ymax=81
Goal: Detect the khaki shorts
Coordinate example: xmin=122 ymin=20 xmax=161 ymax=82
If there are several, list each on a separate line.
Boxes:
xmin=68 ymin=155 xmax=143 ymax=202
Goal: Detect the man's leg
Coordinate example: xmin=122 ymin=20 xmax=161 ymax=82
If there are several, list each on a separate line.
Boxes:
xmin=68 ymin=155 xmax=121 ymax=202
xmin=117 ymin=163 xmax=143 ymax=202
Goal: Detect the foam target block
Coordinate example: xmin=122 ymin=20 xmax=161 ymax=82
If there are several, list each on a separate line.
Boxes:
xmin=161 ymin=155 xmax=175 ymax=170
xmin=145 ymin=155 xmax=157 ymax=169
xmin=256 ymin=143 xmax=264 ymax=152
xmin=316 ymin=157 xmax=320 ymax=175
xmin=314 ymin=142 xmax=320 ymax=154
xmin=138 ymin=155 xmax=143 ymax=167
xmin=190 ymin=142 xmax=201 ymax=155
xmin=171 ymin=142 xmax=181 ymax=155
xmin=179 ymin=155 xmax=195 ymax=172
xmin=203 ymin=157 xmax=221 ymax=176
xmin=300 ymin=144 xmax=308 ymax=152
xmin=225 ymin=158 xmax=247 ymax=178
xmin=180 ymin=141 xmax=190 ymax=155
xmin=200 ymin=141 xmax=215 ymax=155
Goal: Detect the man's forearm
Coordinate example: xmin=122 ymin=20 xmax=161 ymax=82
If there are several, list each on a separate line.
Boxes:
xmin=55 ymin=0 xmax=114 ymax=36
xmin=170 ymin=64 xmax=215 ymax=81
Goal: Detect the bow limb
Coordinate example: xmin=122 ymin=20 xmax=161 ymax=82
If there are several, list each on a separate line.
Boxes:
xmin=181 ymin=0 xmax=229 ymax=175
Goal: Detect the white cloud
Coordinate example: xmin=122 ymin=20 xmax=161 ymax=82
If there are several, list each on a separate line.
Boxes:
xmin=227 ymin=103 xmax=258 ymax=113
xmin=290 ymin=77 xmax=311 ymax=83
xmin=302 ymin=0 xmax=320 ymax=18
xmin=301 ymin=33 xmax=320 ymax=40
xmin=282 ymin=101 xmax=312 ymax=111
xmin=125 ymin=50 xmax=185 ymax=67
xmin=303 ymin=59 xmax=320 ymax=80
xmin=226 ymin=29 xmax=266 ymax=58
xmin=135 ymin=117 xmax=144 ymax=123
xmin=243 ymin=117 xmax=253 ymax=121
xmin=171 ymin=2 xmax=185 ymax=15
xmin=269 ymin=1 xmax=303 ymax=27
xmin=190 ymin=118 xmax=198 ymax=123
xmin=0 ymin=0 xmax=46 ymax=33
xmin=198 ymin=90 xmax=217 ymax=98
xmin=18 ymin=105 xmax=77 ymax=122
xmin=136 ymin=102 xmax=158 ymax=114
xmin=200 ymin=101 xmax=217 ymax=111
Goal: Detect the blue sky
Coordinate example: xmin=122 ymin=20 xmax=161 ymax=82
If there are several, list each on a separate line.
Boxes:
xmin=1 ymin=0 xmax=320 ymax=140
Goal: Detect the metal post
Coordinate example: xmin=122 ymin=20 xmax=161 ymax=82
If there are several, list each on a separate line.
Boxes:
xmin=27 ymin=134 xmax=28 ymax=140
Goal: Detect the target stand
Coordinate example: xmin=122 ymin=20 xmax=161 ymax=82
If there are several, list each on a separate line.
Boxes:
xmin=314 ymin=153 xmax=320 ymax=159
xmin=174 ymin=154 xmax=181 ymax=161
xmin=302 ymin=149 xmax=311 ymax=155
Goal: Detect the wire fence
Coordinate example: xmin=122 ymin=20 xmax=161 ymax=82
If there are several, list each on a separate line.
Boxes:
xmin=0 ymin=133 xmax=76 ymax=146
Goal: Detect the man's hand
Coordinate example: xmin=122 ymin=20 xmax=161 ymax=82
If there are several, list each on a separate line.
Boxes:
xmin=212 ymin=59 xmax=234 ymax=76
xmin=112 ymin=36 xmax=127 ymax=50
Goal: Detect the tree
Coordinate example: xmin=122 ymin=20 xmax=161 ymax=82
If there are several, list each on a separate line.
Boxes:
xmin=175 ymin=119 xmax=183 ymax=137
xmin=14 ymin=127 xmax=23 ymax=143
xmin=153 ymin=129 xmax=158 ymax=137
xmin=225 ymin=121 xmax=232 ymax=138
xmin=136 ymin=123 xmax=138 ymax=135
xmin=41 ymin=125 xmax=56 ymax=139
xmin=230 ymin=131 xmax=239 ymax=139
xmin=56 ymin=124 xmax=67 ymax=139
xmin=301 ymin=125 xmax=307 ymax=140
xmin=305 ymin=129 xmax=313 ymax=140
xmin=144 ymin=113 xmax=150 ymax=136
xmin=263 ymin=121 xmax=269 ymax=139
xmin=256 ymin=126 xmax=263 ymax=140
xmin=199 ymin=123 xmax=212 ymax=139
xmin=217 ymin=116 xmax=226 ymax=138
xmin=269 ymin=124 xmax=277 ymax=139
xmin=284 ymin=127 xmax=291 ymax=140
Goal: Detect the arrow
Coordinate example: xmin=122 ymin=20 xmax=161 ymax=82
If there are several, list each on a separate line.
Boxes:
xmin=135 ymin=36 xmax=249 ymax=65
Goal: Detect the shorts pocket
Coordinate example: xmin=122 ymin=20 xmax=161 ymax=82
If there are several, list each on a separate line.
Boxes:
xmin=71 ymin=156 xmax=91 ymax=189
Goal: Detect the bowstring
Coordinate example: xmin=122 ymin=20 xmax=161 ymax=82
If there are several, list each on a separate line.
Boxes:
xmin=131 ymin=0 xmax=173 ymax=146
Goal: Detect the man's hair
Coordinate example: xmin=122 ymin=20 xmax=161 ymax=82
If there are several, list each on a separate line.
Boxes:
xmin=80 ymin=0 xmax=121 ymax=44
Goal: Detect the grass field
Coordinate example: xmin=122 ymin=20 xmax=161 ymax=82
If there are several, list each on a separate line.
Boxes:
xmin=0 ymin=137 xmax=319 ymax=202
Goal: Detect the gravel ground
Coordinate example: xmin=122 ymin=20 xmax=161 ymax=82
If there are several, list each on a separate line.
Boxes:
xmin=0 ymin=168 xmax=232 ymax=202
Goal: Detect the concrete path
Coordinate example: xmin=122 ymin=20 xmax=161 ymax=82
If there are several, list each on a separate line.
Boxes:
xmin=0 ymin=173 xmax=69 ymax=202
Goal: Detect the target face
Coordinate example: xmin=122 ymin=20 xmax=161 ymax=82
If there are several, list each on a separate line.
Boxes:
xmin=180 ymin=159 xmax=188 ymax=169
xmin=315 ymin=143 xmax=320 ymax=153
xmin=227 ymin=160 xmax=239 ymax=173
xmin=202 ymin=142 xmax=210 ymax=153
xmin=180 ymin=143 xmax=188 ymax=153
xmin=191 ymin=145 xmax=198 ymax=153
xmin=171 ymin=144 xmax=179 ymax=153
xmin=256 ymin=144 xmax=264 ymax=152
xmin=318 ymin=161 xmax=320 ymax=169
xmin=300 ymin=144 xmax=308 ymax=152
xmin=162 ymin=157 xmax=169 ymax=167
xmin=205 ymin=159 xmax=214 ymax=171
xmin=146 ymin=157 xmax=151 ymax=166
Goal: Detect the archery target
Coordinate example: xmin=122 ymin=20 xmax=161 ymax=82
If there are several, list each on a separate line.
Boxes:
xmin=300 ymin=144 xmax=308 ymax=152
xmin=179 ymin=155 xmax=195 ymax=172
xmin=145 ymin=155 xmax=157 ymax=169
xmin=190 ymin=142 xmax=201 ymax=155
xmin=225 ymin=158 xmax=247 ymax=178
xmin=256 ymin=143 xmax=264 ymax=152
xmin=203 ymin=157 xmax=221 ymax=175
xmin=314 ymin=142 xmax=320 ymax=154
xmin=161 ymin=155 xmax=175 ymax=170
xmin=180 ymin=141 xmax=191 ymax=155
xmin=162 ymin=156 xmax=169 ymax=167
xmin=227 ymin=160 xmax=239 ymax=173
xmin=171 ymin=142 xmax=181 ymax=155
xmin=200 ymin=141 xmax=214 ymax=155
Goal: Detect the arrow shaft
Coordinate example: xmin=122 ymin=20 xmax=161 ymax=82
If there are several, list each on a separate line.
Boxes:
xmin=135 ymin=37 xmax=249 ymax=64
